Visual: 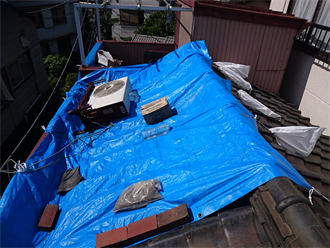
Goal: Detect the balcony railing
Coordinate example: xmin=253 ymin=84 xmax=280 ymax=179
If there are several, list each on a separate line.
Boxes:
xmin=294 ymin=23 xmax=330 ymax=65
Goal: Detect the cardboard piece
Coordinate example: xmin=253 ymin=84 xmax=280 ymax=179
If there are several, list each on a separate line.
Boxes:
xmin=141 ymin=97 xmax=173 ymax=125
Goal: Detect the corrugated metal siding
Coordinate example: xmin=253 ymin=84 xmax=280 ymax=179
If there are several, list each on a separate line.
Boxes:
xmin=102 ymin=41 xmax=175 ymax=66
xmin=192 ymin=15 xmax=297 ymax=94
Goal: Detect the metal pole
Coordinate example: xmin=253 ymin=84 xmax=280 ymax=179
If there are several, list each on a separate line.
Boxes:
xmin=74 ymin=4 xmax=86 ymax=65
xmin=95 ymin=0 xmax=101 ymax=41
xmin=74 ymin=3 xmax=193 ymax=12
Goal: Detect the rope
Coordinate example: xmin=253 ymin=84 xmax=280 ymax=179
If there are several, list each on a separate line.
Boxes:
xmin=285 ymin=225 xmax=319 ymax=248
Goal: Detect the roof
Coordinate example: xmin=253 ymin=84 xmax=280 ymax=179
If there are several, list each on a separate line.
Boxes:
xmin=131 ymin=34 xmax=175 ymax=43
xmin=1 ymin=41 xmax=329 ymax=247
xmin=132 ymin=66 xmax=330 ymax=247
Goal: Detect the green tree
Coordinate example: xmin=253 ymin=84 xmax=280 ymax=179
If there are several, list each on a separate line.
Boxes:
xmin=135 ymin=11 xmax=176 ymax=37
xmin=64 ymin=73 xmax=78 ymax=91
xmin=44 ymin=54 xmax=73 ymax=98
xmin=44 ymin=54 xmax=69 ymax=76
xmin=100 ymin=16 xmax=119 ymax=40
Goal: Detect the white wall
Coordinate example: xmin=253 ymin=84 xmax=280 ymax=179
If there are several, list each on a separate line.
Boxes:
xmin=280 ymin=49 xmax=330 ymax=135
xmin=269 ymin=0 xmax=290 ymax=13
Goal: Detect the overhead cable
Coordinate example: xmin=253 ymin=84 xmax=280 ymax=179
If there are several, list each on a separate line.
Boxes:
xmin=1 ymin=0 xmax=91 ymax=172
xmin=27 ymin=0 xmax=73 ymax=14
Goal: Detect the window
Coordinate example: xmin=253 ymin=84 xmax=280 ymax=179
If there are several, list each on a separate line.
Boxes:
xmin=24 ymin=8 xmax=44 ymax=28
xmin=5 ymin=53 xmax=33 ymax=89
xmin=120 ymin=10 xmax=144 ymax=25
xmin=51 ymin=5 xmax=67 ymax=25
xmin=1 ymin=74 xmax=14 ymax=105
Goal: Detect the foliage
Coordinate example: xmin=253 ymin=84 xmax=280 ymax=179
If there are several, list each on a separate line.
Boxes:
xmin=100 ymin=16 xmax=119 ymax=40
xmin=44 ymin=54 xmax=76 ymax=98
xmin=135 ymin=11 xmax=176 ymax=37
xmin=122 ymin=36 xmax=132 ymax=41
xmin=64 ymin=73 xmax=78 ymax=91
xmin=44 ymin=54 xmax=70 ymax=76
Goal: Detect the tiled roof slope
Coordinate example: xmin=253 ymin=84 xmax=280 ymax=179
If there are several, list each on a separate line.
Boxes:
xmin=132 ymin=67 xmax=330 ymax=247
xmin=131 ymin=34 xmax=175 ymax=43
xmin=229 ymin=81 xmax=330 ymax=247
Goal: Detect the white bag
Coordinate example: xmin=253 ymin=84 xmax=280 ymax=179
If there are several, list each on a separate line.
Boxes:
xmin=213 ymin=62 xmax=252 ymax=91
xmin=238 ymin=90 xmax=281 ymax=120
xmin=269 ymin=126 xmax=325 ymax=157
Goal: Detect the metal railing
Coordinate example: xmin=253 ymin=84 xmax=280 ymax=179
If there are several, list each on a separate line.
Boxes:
xmin=294 ymin=23 xmax=330 ymax=65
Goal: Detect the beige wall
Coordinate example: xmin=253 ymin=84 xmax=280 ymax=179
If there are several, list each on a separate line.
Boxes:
xmin=269 ymin=0 xmax=290 ymax=13
xmin=280 ymin=49 xmax=330 ymax=135
xmin=176 ymin=3 xmax=193 ymax=48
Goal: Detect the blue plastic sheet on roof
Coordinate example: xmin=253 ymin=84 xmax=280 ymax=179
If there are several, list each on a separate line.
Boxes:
xmin=0 ymin=41 xmax=312 ymax=247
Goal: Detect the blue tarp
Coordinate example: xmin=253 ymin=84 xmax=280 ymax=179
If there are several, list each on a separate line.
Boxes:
xmin=0 ymin=41 xmax=311 ymax=247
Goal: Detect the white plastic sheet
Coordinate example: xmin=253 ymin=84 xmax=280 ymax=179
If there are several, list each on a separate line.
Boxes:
xmin=269 ymin=126 xmax=325 ymax=157
xmin=213 ymin=62 xmax=252 ymax=91
xmin=238 ymin=90 xmax=281 ymax=120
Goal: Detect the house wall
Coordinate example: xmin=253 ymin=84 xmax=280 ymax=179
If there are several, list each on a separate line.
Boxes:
xmin=110 ymin=0 xmax=160 ymax=41
xmin=175 ymin=2 xmax=193 ymax=48
xmin=8 ymin=1 xmax=78 ymax=56
xmin=192 ymin=15 xmax=298 ymax=94
xmin=269 ymin=0 xmax=290 ymax=13
xmin=280 ymin=48 xmax=330 ymax=135
xmin=1 ymin=4 xmax=49 ymax=144
xmin=102 ymin=41 xmax=174 ymax=66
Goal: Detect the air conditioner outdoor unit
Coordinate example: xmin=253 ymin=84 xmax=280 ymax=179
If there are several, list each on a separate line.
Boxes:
xmin=88 ymin=76 xmax=132 ymax=115
xmin=68 ymin=77 xmax=132 ymax=135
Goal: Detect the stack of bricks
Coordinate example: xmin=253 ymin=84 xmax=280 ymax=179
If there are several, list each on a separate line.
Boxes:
xmin=95 ymin=204 xmax=191 ymax=248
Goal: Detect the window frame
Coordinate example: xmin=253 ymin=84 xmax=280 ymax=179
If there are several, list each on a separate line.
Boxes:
xmin=4 ymin=52 xmax=34 ymax=90
xmin=51 ymin=5 xmax=67 ymax=26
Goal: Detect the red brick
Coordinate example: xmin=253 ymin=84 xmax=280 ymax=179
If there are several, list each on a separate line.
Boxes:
xmin=157 ymin=204 xmax=191 ymax=232
xmin=38 ymin=204 xmax=59 ymax=232
xmin=128 ymin=215 xmax=159 ymax=244
xmin=96 ymin=226 xmax=129 ymax=248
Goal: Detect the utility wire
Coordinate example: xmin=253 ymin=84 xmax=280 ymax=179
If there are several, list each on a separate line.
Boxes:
xmin=1 ymin=0 xmax=91 ymax=172
xmin=174 ymin=14 xmax=191 ymax=40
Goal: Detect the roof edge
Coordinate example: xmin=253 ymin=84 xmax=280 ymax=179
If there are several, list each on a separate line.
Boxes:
xmin=194 ymin=1 xmax=307 ymax=29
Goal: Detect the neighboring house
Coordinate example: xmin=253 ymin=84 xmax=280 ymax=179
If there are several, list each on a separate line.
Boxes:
xmin=131 ymin=34 xmax=174 ymax=43
xmin=8 ymin=0 xmax=79 ymax=57
xmin=1 ymin=2 xmax=49 ymax=144
xmin=176 ymin=1 xmax=306 ymax=94
xmin=279 ymin=0 xmax=330 ymax=136
xmin=109 ymin=0 xmax=163 ymax=40
xmin=176 ymin=0 xmax=330 ymax=136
